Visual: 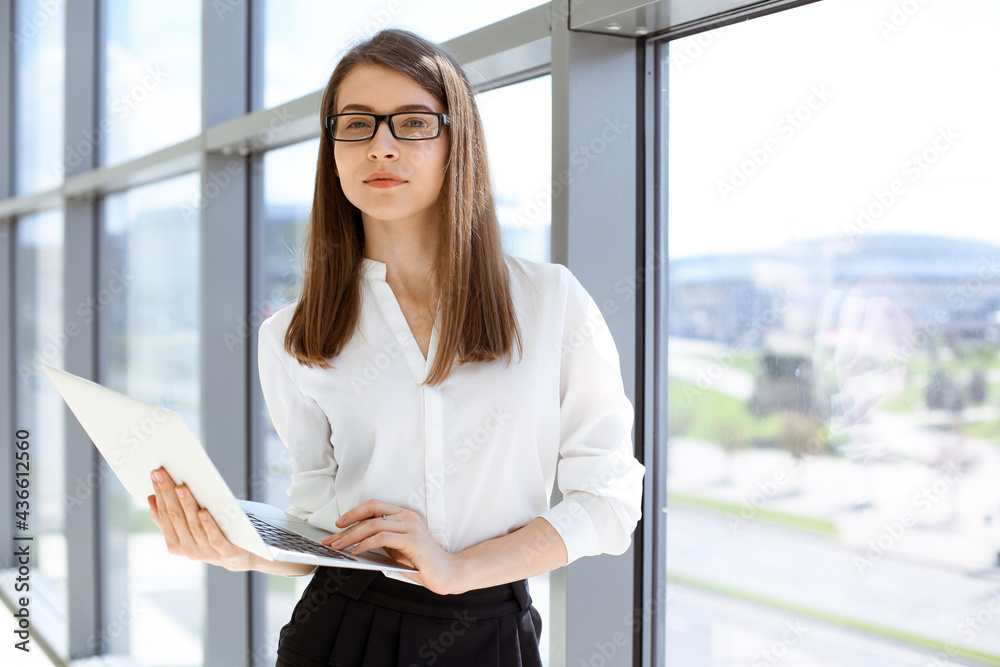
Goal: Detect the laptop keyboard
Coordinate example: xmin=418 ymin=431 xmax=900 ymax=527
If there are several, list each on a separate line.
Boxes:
xmin=246 ymin=512 xmax=359 ymax=562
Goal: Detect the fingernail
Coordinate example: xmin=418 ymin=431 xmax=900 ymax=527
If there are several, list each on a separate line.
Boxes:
xmin=333 ymin=540 xmax=342 ymax=548
xmin=152 ymin=470 xmax=163 ymax=482
xmin=176 ymin=487 xmax=186 ymax=499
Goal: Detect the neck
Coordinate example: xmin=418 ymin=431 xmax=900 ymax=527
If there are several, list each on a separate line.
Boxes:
xmin=362 ymin=212 xmax=441 ymax=300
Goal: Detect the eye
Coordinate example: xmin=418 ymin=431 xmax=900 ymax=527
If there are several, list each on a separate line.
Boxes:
xmin=399 ymin=115 xmax=430 ymax=129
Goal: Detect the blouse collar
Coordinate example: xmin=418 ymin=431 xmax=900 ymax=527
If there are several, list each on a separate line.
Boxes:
xmin=362 ymin=257 xmax=387 ymax=282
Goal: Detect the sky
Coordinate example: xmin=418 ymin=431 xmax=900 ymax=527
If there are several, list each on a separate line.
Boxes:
xmin=666 ymin=0 xmax=1000 ymax=258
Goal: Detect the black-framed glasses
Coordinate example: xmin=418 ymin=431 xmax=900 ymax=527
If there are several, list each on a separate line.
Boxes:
xmin=325 ymin=112 xmax=450 ymax=142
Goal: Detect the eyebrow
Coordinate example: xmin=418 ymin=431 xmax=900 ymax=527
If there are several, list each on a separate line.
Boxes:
xmin=338 ymin=103 xmax=438 ymax=114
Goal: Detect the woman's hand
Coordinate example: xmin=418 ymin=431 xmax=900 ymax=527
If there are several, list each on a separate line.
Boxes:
xmin=147 ymin=467 xmax=255 ymax=572
xmin=324 ymin=500 xmax=466 ymax=594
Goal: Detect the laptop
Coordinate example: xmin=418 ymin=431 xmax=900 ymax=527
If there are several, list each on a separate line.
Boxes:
xmin=42 ymin=364 xmax=415 ymax=574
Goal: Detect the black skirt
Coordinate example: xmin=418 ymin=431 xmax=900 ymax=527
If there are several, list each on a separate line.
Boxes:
xmin=275 ymin=566 xmax=543 ymax=667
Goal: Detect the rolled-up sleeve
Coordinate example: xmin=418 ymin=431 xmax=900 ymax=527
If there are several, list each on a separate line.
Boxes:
xmin=258 ymin=314 xmax=342 ymax=529
xmin=539 ymin=268 xmax=646 ymax=564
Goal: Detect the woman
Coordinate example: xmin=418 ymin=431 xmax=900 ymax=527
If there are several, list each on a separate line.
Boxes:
xmin=148 ymin=28 xmax=644 ymax=666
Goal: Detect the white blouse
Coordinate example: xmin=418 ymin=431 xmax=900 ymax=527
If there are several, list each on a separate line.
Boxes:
xmin=257 ymin=254 xmax=645 ymax=585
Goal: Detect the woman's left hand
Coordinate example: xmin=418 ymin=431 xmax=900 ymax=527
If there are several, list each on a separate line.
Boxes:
xmin=323 ymin=500 xmax=465 ymax=594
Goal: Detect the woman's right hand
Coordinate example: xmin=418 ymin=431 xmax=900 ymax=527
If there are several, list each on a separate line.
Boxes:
xmin=147 ymin=467 xmax=256 ymax=572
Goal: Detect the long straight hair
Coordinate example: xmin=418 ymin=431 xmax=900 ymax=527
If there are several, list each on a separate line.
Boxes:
xmin=284 ymin=29 xmax=522 ymax=386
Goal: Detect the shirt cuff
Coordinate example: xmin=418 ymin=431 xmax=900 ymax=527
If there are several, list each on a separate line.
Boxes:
xmin=539 ymin=496 xmax=600 ymax=565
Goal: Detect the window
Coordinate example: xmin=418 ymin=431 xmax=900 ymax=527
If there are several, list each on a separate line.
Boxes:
xmin=257 ymin=0 xmax=547 ymax=109
xmin=13 ymin=0 xmax=64 ymax=193
xmin=13 ymin=208 xmax=67 ymax=621
xmin=100 ymin=174 xmax=203 ymax=665
xmin=250 ymin=139 xmax=318 ymax=649
xmin=661 ymin=0 xmax=1000 ymax=664
xmin=478 ymin=75 xmax=553 ymax=263
xmin=102 ymin=0 xmax=202 ymax=165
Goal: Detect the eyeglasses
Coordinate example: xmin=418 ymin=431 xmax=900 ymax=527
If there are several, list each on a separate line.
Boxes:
xmin=325 ymin=112 xmax=450 ymax=142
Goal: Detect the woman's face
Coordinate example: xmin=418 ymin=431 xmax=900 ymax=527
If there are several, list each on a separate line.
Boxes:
xmin=333 ymin=64 xmax=449 ymax=230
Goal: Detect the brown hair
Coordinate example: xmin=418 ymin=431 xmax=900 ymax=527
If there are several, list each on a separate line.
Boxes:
xmin=284 ymin=29 xmax=522 ymax=385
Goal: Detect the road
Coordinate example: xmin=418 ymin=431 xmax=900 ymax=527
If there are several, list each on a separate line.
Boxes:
xmin=666 ymin=506 xmax=1000 ymax=664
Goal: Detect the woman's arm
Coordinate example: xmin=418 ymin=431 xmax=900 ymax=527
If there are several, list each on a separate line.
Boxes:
xmin=451 ymin=517 xmax=567 ymax=593
xmin=323 ymin=500 xmax=568 ymax=594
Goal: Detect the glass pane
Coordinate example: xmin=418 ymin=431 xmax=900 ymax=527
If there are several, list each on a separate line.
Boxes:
xmin=13 ymin=0 xmax=65 ymax=194
xmin=478 ymin=75 xmax=552 ymax=263
xmin=662 ymin=1 xmax=1000 ymax=666
xmin=258 ymin=0 xmax=546 ymax=109
xmin=13 ymin=208 xmax=67 ymax=627
xmin=102 ymin=0 xmax=201 ymax=166
xmin=100 ymin=174 xmax=203 ymax=665
xmin=252 ymin=139 xmax=317 ymax=656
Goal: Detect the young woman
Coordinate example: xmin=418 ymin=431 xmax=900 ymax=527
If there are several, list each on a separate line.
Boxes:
xmin=148 ymin=28 xmax=644 ymax=666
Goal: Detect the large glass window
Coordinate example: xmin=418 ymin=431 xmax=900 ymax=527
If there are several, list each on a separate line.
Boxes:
xmin=13 ymin=208 xmax=67 ymax=626
xmin=13 ymin=0 xmax=65 ymax=194
xmin=102 ymin=0 xmax=202 ymax=166
xmin=258 ymin=0 xmax=547 ymax=109
xmin=661 ymin=0 xmax=1000 ymax=665
xmin=251 ymin=139 xmax=317 ymax=652
xmin=100 ymin=174 xmax=202 ymax=666
xmin=478 ymin=75 xmax=552 ymax=263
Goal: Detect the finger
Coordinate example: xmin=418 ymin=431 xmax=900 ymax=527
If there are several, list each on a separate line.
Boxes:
xmin=335 ymin=499 xmax=397 ymax=528
xmin=323 ymin=513 xmax=395 ymax=547
xmin=153 ymin=468 xmax=196 ymax=553
xmin=148 ymin=495 xmax=161 ymax=527
xmin=348 ymin=527 xmax=408 ymax=557
xmin=197 ymin=508 xmax=243 ymax=559
xmin=175 ymin=485 xmax=210 ymax=547
xmin=151 ymin=471 xmax=182 ymax=552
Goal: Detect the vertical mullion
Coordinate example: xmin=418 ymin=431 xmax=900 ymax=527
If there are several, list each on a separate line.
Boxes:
xmin=202 ymin=1 xmax=252 ymax=665
xmin=0 ymin=0 xmax=15 ymax=576
xmin=63 ymin=0 xmax=103 ymax=659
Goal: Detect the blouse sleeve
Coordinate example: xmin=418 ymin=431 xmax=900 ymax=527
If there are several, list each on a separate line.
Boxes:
xmin=538 ymin=268 xmax=646 ymax=564
xmin=258 ymin=312 xmax=342 ymax=529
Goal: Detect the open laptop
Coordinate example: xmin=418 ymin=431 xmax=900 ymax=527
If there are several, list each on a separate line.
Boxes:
xmin=42 ymin=364 xmax=415 ymax=574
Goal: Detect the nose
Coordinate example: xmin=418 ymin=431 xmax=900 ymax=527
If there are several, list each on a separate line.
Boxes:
xmin=367 ymin=120 xmax=398 ymax=160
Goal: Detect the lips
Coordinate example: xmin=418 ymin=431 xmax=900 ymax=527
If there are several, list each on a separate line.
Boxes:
xmin=364 ymin=172 xmax=406 ymax=185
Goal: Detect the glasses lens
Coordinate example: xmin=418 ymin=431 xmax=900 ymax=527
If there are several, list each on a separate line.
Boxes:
xmin=332 ymin=114 xmax=376 ymax=141
xmin=391 ymin=113 xmax=440 ymax=140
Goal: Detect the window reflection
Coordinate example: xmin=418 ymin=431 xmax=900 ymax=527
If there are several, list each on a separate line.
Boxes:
xmin=662 ymin=1 xmax=1000 ymax=665
xmin=100 ymin=174 xmax=203 ymax=666
xmin=102 ymin=0 xmax=201 ymax=166
xmin=258 ymin=0 xmax=546 ymax=109
xmin=14 ymin=208 xmax=67 ymax=618
xmin=13 ymin=0 xmax=64 ymax=194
